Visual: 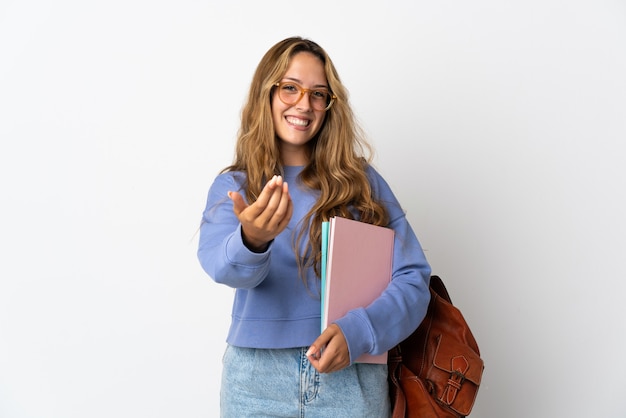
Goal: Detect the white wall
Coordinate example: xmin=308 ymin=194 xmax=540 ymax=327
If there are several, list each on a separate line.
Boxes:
xmin=1 ymin=1 xmax=625 ymax=417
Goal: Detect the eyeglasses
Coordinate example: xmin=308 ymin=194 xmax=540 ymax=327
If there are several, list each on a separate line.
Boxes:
xmin=274 ymin=82 xmax=336 ymax=111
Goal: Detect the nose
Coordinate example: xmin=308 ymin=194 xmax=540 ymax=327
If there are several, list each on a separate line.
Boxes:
xmin=295 ymin=91 xmax=313 ymax=111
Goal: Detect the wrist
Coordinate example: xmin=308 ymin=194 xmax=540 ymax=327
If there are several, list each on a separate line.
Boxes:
xmin=241 ymin=229 xmax=270 ymax=253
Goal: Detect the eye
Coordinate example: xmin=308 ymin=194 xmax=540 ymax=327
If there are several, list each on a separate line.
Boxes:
xmin=281 ymin=83 xmax=300 ymax=94
xmin=312 ymin=90 xmax=329 ymax=100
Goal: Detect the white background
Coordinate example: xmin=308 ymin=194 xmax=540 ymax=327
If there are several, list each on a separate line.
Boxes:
xmin=1 ymin=1 xmax=625 ymax=417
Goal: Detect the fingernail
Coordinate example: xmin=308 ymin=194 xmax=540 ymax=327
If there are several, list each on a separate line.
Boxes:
xmin=306 ymin=347 xmax=314 ymax=357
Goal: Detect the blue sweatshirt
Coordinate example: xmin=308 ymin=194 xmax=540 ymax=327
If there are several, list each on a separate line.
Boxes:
xmin=198 ymin=165 xmax=431 ymax=364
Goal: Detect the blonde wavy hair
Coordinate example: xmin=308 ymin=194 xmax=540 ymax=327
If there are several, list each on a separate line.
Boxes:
xmin=224 ymin=36 xmax=389 ymax=281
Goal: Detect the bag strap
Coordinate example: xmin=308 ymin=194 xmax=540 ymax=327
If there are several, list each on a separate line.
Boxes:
xmin=430 ymin=275 xmax=452 ymax=304
xmin=388 ymin=346 xmax=406 ymax=418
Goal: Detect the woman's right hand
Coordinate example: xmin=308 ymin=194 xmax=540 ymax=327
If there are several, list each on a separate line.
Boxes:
xmin=228 ymin=175 xmax=293 ymax=252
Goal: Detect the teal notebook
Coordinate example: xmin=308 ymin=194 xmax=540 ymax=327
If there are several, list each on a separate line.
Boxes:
xmin=320 ymin=221 xmax=330 ymax=332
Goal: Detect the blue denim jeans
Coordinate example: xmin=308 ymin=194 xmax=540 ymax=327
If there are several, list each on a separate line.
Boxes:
xmin=221 ymin=345 xmax=391 ymax=418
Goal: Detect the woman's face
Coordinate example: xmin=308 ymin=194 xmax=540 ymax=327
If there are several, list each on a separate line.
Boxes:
xmin=272 ymin=52 xmax=328 ymax=166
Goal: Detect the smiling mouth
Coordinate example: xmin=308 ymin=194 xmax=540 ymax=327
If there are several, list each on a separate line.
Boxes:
xmin=286 ymin=116 xmax=310 ymax=127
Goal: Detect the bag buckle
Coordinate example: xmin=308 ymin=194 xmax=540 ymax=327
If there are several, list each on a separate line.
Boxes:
xmin=451 ymin=370 xmax=466 ymax=384
xmin=440 ymin=355 xmax=469 ymax=406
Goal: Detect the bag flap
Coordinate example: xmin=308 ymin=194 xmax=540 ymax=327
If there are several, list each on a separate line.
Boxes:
xmin=432 ymin=334 xmax=483 ymax=385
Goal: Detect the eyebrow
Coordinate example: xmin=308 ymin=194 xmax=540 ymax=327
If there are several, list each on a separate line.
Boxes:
xmin=282 ymin=77 xmax=329 ymax=90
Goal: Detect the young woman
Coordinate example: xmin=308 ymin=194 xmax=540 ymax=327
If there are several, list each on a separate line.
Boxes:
xmin=198 ymin=36 xmax=431 ymax=417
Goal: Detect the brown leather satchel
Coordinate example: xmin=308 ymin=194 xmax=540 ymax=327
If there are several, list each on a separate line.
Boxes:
xmin=388 ymin=275 xmax=484 ymax=417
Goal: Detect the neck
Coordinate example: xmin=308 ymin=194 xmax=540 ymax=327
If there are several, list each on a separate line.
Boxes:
xmin=280 ymin=146 xmax=309 ymax=166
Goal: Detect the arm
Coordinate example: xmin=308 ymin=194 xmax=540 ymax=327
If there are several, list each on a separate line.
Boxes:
xmin=308 ymin=168 xmax=431 ymax=368
xmin=335 ymin=210 xmax=431 ymax=362
xmin=197 ymin=173 xmax=293 ymax=289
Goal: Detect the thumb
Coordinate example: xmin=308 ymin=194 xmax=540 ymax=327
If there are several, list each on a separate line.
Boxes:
xmin=306 ymin=326 xmax=334 ymax=361
xmin=228 ymin=191 xmax=247 ymax=216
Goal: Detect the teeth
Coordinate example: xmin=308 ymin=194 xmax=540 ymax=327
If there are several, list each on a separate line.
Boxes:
xmin=286 ymin=116 xmax=309 ymax=127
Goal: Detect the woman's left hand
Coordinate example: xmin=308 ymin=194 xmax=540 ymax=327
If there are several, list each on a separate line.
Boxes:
xmin=306 ymin=324 xmax=350 ymax=373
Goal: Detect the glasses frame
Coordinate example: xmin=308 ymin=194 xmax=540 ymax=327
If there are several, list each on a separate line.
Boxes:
xmin=274 ymin=82 xmax=336 ymax=111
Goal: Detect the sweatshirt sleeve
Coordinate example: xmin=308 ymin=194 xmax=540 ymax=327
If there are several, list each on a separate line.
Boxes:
xmin=197 ymin=172 xmax=271 ymax=289
xmin=333 ymin=168 xmax=432 ymax=364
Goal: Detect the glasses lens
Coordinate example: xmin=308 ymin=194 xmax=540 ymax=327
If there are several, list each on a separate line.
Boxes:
xmin=277 ymin=83 xmax=334 ymax=111
xmin=277 ymin=83 xmax=301 ymax=105
xmin=310 ymin=89 xmax=332 ymax=111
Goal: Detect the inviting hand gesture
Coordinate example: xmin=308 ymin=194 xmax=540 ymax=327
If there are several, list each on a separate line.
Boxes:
xmin=228 ymin=175 xmax=293 ymax=252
